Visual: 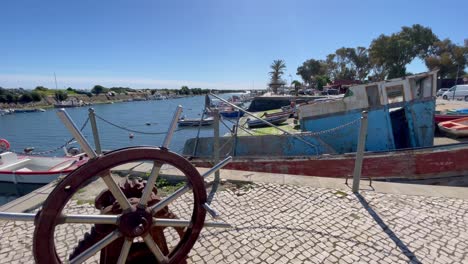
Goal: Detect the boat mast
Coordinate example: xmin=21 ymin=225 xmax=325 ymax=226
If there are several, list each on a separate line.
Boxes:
xmin=54 ymin=72 xmax=58 ymax=90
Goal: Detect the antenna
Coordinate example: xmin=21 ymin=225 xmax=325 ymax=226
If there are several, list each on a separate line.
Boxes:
xmin=54 ymin=72 xmax=58 ymax=90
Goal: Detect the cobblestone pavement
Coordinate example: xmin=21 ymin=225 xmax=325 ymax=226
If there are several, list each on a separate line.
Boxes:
xmin=0 ymin=182 xmax=467 ymax=263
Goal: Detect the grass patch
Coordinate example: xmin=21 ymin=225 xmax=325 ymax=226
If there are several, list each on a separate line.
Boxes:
xmin=350 ymin=213 xmax=360 ymax=220
xmin=76 ymin=199 xmax=94 ymax=205
xmin=156 ymin=180 xmax=186 ymax=196
xmin=334 ymin=190 xmax=348 ymax=198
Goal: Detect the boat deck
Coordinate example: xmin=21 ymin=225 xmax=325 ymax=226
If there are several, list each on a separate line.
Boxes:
xmin=234 ymin=109 xmax=299 ymax=136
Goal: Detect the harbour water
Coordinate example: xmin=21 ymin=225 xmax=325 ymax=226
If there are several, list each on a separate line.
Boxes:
xmin=0 ymin=94 xmax=236 ymax=205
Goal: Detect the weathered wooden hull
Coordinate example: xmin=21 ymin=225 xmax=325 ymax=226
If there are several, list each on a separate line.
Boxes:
xmin=220 ymin=111 xmax=244 ymax=118
xmin=178 ymin=118 xmax=214 ymax=127
xmin=435 ymin=114 xmax=468 ymax=124
xmin=438 ymin=117 xmax=468 ymax=138
xmin=189 ymin=142 xmax=468 ymax=181
xmin=247 ymin=114 xmax=289 ymax=128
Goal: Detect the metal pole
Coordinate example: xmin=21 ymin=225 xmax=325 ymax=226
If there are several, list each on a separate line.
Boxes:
xmin=192 ymin=110 xmax=205 ymax=156
xmin=352 ymin=111 xmax=368 ymax=193
xmin=57 ymin=109 xmax=97 ymax=158
xmin=88 ymin=108 xmax=102 ymax=155
xmin=452 ymin=64 xmax=459 ymax=101
xmin=162 ymin=105 xmax=183 ymax=149
xmin=150 ymin=156 xmax=232 ymax=214
xmin=213 ymin=109 xmax=220 ymax=180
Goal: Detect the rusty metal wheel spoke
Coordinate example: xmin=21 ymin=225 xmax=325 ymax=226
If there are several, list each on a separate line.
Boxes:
xmin=33 ymin=147 xmax=207 ymax=264
xmin=143 ymin=234 xmax=169 ymax=263
xmin=116 ymin=238 xmax=133 ymax=264
xmin=58 ymin=214 xmax=119 ymax=225
xmin=150 ymin=184 xmax=191 ymax=215
xmin=138 ymin=161 xmax=163 ymax=208
xmin=69 ymin=230 xmax=122 ymax=264
xmin=101 ymin=173 xmax=132 ymax=211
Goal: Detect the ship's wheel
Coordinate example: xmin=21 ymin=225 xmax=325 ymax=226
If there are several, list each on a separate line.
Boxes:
xmin=33 ymin=147 xmax=210 ymax=263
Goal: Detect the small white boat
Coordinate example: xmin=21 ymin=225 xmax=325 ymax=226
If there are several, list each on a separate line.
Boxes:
xmin=178 ymin=117 xmax=214 ymax=127
xmin=0 ymin=152 xmax=88 ymax=184
xmin=247 ymin=113 xmax=290 ymax=128
xmin=438 ymin=117 xmax=468 ymax=137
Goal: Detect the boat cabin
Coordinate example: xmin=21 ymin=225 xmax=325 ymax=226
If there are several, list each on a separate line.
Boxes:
xmin=298 ymin=71 xmax=438 ymax=153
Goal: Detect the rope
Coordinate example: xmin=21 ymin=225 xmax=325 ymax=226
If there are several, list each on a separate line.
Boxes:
xmin=95 ymin=113 xmax=181 ymax=135
xmin=219 ymin=118 xmax=234 ymax=132
xmin=6 ymin=117 xmax=90 ymax=155
xmin=240 ymin=117 xmax=361 ymax=137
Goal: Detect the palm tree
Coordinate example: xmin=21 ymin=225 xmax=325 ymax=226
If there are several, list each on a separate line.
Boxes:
xmin=269 ymin=60 xmax=286 ymax=94
xmin=291 ymin=80 xmax=302 ymax=96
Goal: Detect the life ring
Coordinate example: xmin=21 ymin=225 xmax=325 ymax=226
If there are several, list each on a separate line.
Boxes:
xmin=0 ymin=139 xmax=10 ymax=150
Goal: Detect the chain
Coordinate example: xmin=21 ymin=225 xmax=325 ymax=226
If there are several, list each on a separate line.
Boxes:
xmin=298 ymin=117 xmax=361 ymax=137
xmin=6 ymin=117 xmax=90 ymax=155
xmin=94 ymin=113 xmax=181 ymax=135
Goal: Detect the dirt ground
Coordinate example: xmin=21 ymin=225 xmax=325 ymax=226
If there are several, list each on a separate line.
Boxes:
xmin=436 ymin=97 xmax=468 ymax=112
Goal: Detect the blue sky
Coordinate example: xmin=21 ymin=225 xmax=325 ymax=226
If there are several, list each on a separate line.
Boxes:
xmin=1 ymin=0 xmax=467 ymax=90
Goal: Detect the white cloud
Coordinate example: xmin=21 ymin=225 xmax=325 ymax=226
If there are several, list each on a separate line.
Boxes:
xmin=0 ymin=74 xmax=265 ymax=90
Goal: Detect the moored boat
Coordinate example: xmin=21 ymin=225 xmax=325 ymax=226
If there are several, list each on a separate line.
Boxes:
xmin=438 ymin=117 xmax=468 ymax=137
xmin=187 ymin=142 xmax=468 ymax=184
xmin=183 ymin=71 xmax=468 ymax=184
xmin=220 ymin=110 xmax=245 ymax=118
xmin=435 ymin=114 xmax=468 ymax=124
xmin=0 ymin=151 xmax=88 ymax=184
xmin=177 ymin=116 xmax=214 ymax=127
xmin=247 ymin=113 xmax=289 ymax=128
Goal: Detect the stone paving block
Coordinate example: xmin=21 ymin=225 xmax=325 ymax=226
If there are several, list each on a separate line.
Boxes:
xmin=0 ymin=182 xmax=467 ymax=263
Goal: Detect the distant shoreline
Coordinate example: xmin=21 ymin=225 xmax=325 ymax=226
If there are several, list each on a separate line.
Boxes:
xmin=0 ymin=93 xmax=206 ymax=110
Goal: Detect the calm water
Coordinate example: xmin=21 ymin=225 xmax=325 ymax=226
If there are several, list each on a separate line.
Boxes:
xmin=0 ymin=94 xmax=236 ymax=205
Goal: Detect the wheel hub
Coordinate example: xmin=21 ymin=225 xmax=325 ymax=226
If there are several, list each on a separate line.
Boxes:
xmin=118 ymin=207 xmax=153 ymax=238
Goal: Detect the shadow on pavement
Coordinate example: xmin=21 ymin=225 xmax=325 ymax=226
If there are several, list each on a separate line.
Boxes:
xmin=354 ymin=192 xmax=422 ymax=264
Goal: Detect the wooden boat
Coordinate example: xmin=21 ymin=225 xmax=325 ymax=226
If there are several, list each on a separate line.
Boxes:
xmin=0 ymin=152 xmax=88 ymax=184
xmin=188 ymin=142 xmax=468 ymax=184
xmin=184 ymin=72 xmax=468 ymax=184
xmin=220 ymin=110 xmax=244 ymax=118
xmin=435 ymin=114 xmax=468 ymax=124
xmin=262 ymin=108 xmax=295 ymax=118
xmin=247 ymin=113 xmax=289 ymax=128
xmin=438 ymin=117 xmax=468 ymax=137
xmin=177 ymin=117 xmax=214 ymax=127
xmin=447 ymin=108 xmax=468 ymax=114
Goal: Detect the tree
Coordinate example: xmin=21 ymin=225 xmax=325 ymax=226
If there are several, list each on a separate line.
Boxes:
xmin=268 ymin=59 xmax=286 ymax=94
xmin=316 ymin=75 xmax=330 ymax=90
xmin=326 ymin=48 xmax=356 ymax=80
xmin=296 ymin=59 xmax=327 ymax=86
xmin=425 ymin=39 xmax=468 ymax=78
xmin=350 ymin=47 xmax=371 ymax=81
xmin=369 ymin=24 xmax=438 ymax=80
xmin=19 ymin=93 xmax=33 ymax=103
xmin=179 ymin=86 xmax=190 ymax=95
xmin=6 ymin=93 xmax=18 ymax=103
xmin=54 ymin=91 xmax=68 ymax=102
xmin=291 ymin=80 xmax=302 ymax=96
xmin=91 ymin=85 xmax=107 ymax=95
xmin=35 ymin=86 xmax=48 ymax=91
xmin=31 ymin=91 xmax=42 ymax=102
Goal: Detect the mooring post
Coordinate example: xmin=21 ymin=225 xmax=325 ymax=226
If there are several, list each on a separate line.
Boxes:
xmin=213 ymin=109 xmax=220 ymax=180
xmin=88 ymin=108 xmax=102 ymax=155
xmin=162 ymin=105 xmax=183 ymax=149
xmin=57 ymin=109 xmax=97 ymax=158
xmin=352 ymin=111 xmax=368 ymax=193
